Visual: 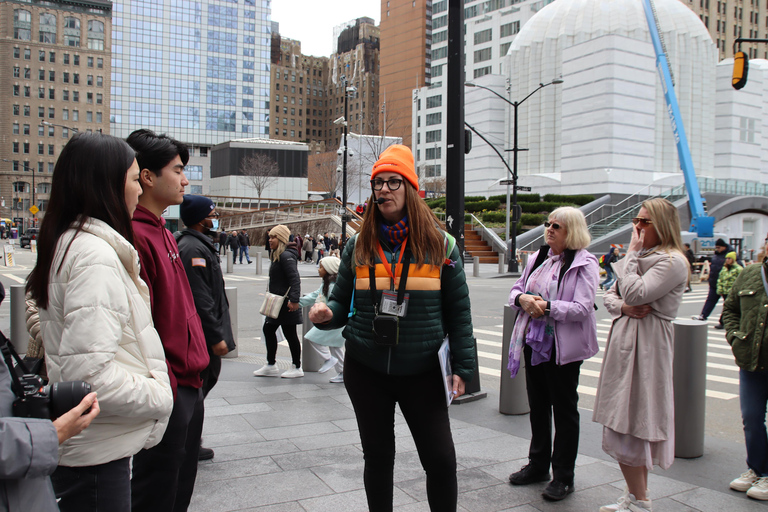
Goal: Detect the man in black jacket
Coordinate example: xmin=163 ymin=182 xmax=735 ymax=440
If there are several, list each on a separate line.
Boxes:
xmin=175 ymin=195 xmax=237 ymax=461
xmin=228 ymin=230 xmax=240 ymax=265
xmin=693 ymin=238 xmax=733 ymax=321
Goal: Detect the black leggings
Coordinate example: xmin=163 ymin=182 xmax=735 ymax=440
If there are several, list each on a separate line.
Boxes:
xmin=262 ymin=320 xmax=302 ymax=368
xmin=344 ymin=356 xmax=457 ymax=512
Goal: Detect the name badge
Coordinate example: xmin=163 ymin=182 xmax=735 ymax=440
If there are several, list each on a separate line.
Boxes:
xmin=380 ymin=290 xmax=409 ymax=317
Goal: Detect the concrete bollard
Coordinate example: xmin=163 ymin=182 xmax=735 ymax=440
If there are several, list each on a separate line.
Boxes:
xmin=222 ymin=287 xmax=238 ymax=358
xmin=473 ymin=256 xmax=480 ymax=277
xmin=673 ymin=319 xmax=707 ymax=458
xmin=301 ymin=307 xmax=325 ymax=371
xmin=255 ymin=251 xmax=262 ymax=275
xmin=499 ymin=305 xmax=530 ymax=415
xmin=10 ymin=285 xmax=28 ymax=355
xmin=520 ymin=251 xmax=530 ymax=270
xmin=226 ymin=251 xmax=233 ymax=274
xmin=498 ymin=253 xmax=505 ymax=274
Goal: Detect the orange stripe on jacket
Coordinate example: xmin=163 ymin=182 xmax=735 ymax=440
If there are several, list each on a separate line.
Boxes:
xmin=355 ymin=264 xmax=440 ymax=291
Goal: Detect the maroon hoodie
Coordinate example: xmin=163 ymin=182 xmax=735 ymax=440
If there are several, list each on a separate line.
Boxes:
xmin=132 ymin=205 xmax=209 ymax=395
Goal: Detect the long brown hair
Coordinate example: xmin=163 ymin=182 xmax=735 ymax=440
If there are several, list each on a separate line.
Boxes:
xmin=354 ymin=183 xmax=445 ymax=267
xmin=27 ymin=132 xmax=136 ymax=308
xmin=641 ymin=197 xmax=685 ymax=256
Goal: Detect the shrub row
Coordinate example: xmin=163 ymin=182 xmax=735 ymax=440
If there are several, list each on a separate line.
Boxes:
xmin=464 ymin=200 xmax=500 ymax=213
xmin=542 ymin=194 xmax=595 ymax=206
xmin=488 ymin=193 xmax=541 ymax=204
xmin=480 ymin=212 xmax=548 ymax=226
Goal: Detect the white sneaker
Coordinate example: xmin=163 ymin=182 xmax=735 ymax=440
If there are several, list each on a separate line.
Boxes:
xmin=691 ymin=315 xmax=704 ymax=321
xmin=281 ymin=364 xmax=304 ymax=378
xmin=329 ymin=372 xmax=344 ymax=383
xmin=747 ymin=476 xmax=768 ymax=500
xmin=253 ymin=364 xmax=280 ymax=377
xmin=730 ymin=468 xmax=759 ymax=492
xmin=599 ymin=490 xmax=652 ymax=512
xmin=318 ymin=356 xmax=338 ymax=374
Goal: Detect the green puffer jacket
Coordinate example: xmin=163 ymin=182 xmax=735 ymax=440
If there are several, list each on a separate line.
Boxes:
xmin=320 ymin=234 xmax=476 ymax=382
xmin=716 ymin=263 xmax=742 ymax=296
xmin=722 ymin=260 xmax=768 ymax=372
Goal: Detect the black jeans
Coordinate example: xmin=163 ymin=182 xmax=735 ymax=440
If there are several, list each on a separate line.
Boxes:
xmin=263 ymin=319 xmax=302 ymax=368
xmin=53 ymin=457 xmax=131 ymax=512
xmin=344 ymin=356 xmax=457 ymax=512
xmin=201 ymin=348 xmax=221 ymax=398
xmin=700 ymin=282 xmax=721 ymax=319
xmin=131 ymin=386 xmax=204 ymax=512
xmin=523 ymin=343 xmax=582 ymax=485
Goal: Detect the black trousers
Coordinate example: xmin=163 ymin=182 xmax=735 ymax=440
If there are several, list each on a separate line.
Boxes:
xmin=53 ymin=457 xmax=131 ymax=512
xmin=344 ymin=356 xmax=457 ymax=512
xmin=523 ymin=343 xmax=582 ymax=485
xmin=263 ymin=319 xmax=302 ymax=368
xmin=201 ymin=348 xmax=221 ymax=398
xmin=131 ymin=386 xmax=204 ymax=512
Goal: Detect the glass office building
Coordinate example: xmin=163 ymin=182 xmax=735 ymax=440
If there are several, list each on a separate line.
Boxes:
xmin=109 ymin=0 xmax=272 ymax=145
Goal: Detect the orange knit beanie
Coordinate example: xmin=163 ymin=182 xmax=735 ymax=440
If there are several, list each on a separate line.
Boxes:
xmin=371 ymin=144 xmax=419 ymax=190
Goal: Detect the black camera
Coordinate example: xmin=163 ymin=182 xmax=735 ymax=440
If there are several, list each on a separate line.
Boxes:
xmin=13 ymin=373 xmax=91 ymax=420
xmin=372 ymin=315 xmax=399 ymax=346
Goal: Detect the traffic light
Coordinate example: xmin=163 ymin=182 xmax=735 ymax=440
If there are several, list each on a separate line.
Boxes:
xmin=732 ymin=51 xmax=749 ymax=90
xmin=464 ymin=129 xmax=472 ymax=154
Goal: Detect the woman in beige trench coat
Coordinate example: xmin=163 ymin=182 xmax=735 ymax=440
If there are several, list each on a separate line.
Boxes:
xmin=593 ymin=198 xmax=689 ymax=512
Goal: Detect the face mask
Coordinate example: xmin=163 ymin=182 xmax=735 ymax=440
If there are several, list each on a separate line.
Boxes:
xmin=211 ymin=219 xmax=219 ymax=231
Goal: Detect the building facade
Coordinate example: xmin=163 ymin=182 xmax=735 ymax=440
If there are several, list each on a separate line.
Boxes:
xmin=1 ymin=0 xmax=111 ymax=229
xmin=109 ymin=0 xmax=272 ymax=195
xmin=680 ymin=0 xmax=768 ymax=61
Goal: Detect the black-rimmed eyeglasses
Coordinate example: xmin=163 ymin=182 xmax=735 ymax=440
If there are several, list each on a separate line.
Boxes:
xmin=370 ymin=178 xmax=403 ymax=191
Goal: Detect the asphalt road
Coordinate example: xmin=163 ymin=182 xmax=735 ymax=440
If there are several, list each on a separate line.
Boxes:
xmin=0 ymin=246 xmax=744 ymax=445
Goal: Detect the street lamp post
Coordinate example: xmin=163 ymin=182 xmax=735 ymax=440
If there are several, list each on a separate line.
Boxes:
xmin=335 ymin=76 xmax=357 ymax=249
xmin=465 ymin=78 xmax=563 ymax=272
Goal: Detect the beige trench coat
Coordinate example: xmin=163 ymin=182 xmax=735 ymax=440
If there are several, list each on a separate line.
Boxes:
xmin=592 ymin=249 xmax=688 ymax=442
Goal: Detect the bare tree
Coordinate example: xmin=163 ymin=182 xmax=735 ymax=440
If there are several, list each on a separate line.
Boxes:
xmin=310 ymin=151 xmax=341 ymax=198
xmin=240 ymin=153 xmax=279 ymax=209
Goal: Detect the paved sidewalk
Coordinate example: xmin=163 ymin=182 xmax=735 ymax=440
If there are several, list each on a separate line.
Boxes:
xmin=191 ymin=359 xmax=764 ymax=512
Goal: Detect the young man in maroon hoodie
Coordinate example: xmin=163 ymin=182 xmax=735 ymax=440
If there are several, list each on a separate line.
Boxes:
xmin=127 ymin=129 xmax=210 ymax=512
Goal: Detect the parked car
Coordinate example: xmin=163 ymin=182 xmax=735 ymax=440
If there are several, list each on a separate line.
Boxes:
xmin=20 ymin=228 xmax=39 ymax=248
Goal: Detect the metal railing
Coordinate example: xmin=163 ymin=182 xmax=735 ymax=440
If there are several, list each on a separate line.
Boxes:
xmin=468 ymin=213 xmax=507 ymax=255
xmin=219 ymin=198 xmax=363 ymax=232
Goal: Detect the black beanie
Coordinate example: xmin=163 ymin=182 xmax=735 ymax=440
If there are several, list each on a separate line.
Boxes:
xmin=715 ymin=238 xmax=727 ymax=248
xmin=180 ymin=195 xmax=214 ymax=227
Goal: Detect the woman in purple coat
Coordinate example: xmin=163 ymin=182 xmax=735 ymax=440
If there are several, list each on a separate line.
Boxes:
xmin=506 ymin=206 xmax=599 ymax=502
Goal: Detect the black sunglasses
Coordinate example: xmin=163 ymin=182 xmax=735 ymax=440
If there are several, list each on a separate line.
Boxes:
xmin=632 ymin=217 xmax=654 ymax=226
xmin=370 ymin=178 xmax=403 ymax=191
xmin=544 ymin=221 xmax=562 ymax=230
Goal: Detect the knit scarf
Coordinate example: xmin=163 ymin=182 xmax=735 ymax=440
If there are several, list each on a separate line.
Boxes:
xmin=380 ymin=216 xmax=409 ymax=248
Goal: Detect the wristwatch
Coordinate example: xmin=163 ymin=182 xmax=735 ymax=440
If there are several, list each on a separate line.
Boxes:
xmin=544 ymin=301 xmax=551 ymax=316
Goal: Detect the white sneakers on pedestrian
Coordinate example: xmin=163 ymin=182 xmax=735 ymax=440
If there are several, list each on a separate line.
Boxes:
xmin=599 ymin=489 xmax=652 ymax=512
xmin=747 ymin=476 xmax=768 ymax=500
xmin=691 ymin=315 xmax=705 ymax=321
xmin=253 ymin=364 xmax=280 ymax=377
xmin=730 ymin=469 xmax=759 ymax=492
xmin=318 ymin=356 xmax=338 ymax=374
xmin=280 ymin=364 xmax=304 ymax=378
xmin=329 ymin=372 xmax=344 ymax=383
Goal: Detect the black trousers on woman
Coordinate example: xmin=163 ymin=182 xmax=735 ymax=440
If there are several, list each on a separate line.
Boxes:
xmin=523 ymin=343 xmax=582 ymax=485
xmin=344 ymin=356 xmax=457 ymax=512
xmin=262 ymin=319 xmax=301 ymax=368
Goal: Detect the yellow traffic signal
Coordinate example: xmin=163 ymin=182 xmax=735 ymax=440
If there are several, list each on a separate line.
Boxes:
xmin=732 ymin=51 xmax=749 ymax=90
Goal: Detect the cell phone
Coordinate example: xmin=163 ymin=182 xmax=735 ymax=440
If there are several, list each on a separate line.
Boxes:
xmin=372 ymin=315 xmax=399 ymax=346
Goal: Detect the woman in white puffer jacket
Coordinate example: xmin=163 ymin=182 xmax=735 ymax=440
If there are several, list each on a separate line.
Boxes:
xmin=26 ymin=132 xmax=173 ymax=512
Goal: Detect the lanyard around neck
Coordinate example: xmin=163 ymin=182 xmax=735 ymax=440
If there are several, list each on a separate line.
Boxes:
xmin=376 ymin=237 xmax=408 ymax=281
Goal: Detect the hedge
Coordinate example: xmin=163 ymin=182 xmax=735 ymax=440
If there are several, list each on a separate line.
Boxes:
xmin=425 ymin=197 xmax=446 ymax=209
xmin=465 ymin=200 xmax=500 ymax=213
xmin=489 ymin=193 xmax=541 ymax=204
xmin=520 ymin=201 xmax=575 ymax=213
xmin=480 ymin=212 xmax=548 ymax=226
xmin=464 ymin=195 xmax=487 ymax=202
xmin=542 ymin=194 xmax=595 ymax=206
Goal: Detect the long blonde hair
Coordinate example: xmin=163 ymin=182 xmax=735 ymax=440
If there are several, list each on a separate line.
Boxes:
xmin=641 ymin=197 xmax=685 ymax=256
xmin=270 ymin=239 xmax=287 ymax=262
xmin=354 ymin=184 xmax=445 ymax=267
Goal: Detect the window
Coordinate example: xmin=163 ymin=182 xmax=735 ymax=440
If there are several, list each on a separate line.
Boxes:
xmin=37 ymin=143 xmax=44 ymax=155
xmin=74 ymin=55 xmax=79 ymax=66
xmin=474 ymin=29 xmax=493 ymax=45
xmin=48 ymin=108 xmax=55 ymax=119
xmin=87 ymin=92 xmax=93 ymax=104
xmin=62 ymin=108 xmax=69 ymax=120
xmin=38 ymin=87 xmax=44 ymax=98
xmin=23 ymin=106 xmax=30 ymax=116
xmin=474 ymin=48 xmax=492 ymax=63
xmin=72 ymin=91 xmax=79 ymax=102
xmin=63 ymin=17 xmax=81 ymax=46
xmin=39 ymin=13 xmax=57 ymax=44
xmin=432 ymin=47 xmax=448 ymax=60
xmin=96 ymin=112 xmax=102 ymax=123
xmin=12 ymin=142 xmax=19 ymax=154
xmin=73 ymin=73 xmax=79 ymax=84
xmin=97 ymin=58 xmax=103 ymax=69
xmin=86 ymin=111 xmax=92 ymax=122
xmin=72 ymin=110 xmax=79 ymax=121
xmin=48 ymin=144 xmax=54 ymax=156
xmin=500 ymin=21 xmax=520 ymax=37
xmin=13 ymin=182 xmax=29 ymax=193
xmin=500 ymin=42 xmax=512 ymax=56
xmin=49 ymin=88 xmax=55 ymax=100
xmin=63 ymin=72 xmax=69 ymax=83
xmin=96 ymin=93 xmax=102 ymax=105
xmin=13 ymin=66 xmax=20 ymax=78
xmin=426 ymin=113 xmax=442 ymax=126
xmin=87 ymin=75 xmax=93 ymax=86
xmin=14 ymin=9 xmax=32 ymax=40
xmin=23 ymin=142 xmax=29 ymax=154
xmin=39 ymin=69 xmax=45 ymax=80
xmin=12 ymin=123 xmax=19 ymax=135
xmin=474 ymin=66 xmax=492 ymax=78
xmin=87 ymin=56 xmax=93 ymax=68
xmin=87 ymin=20 xmax=105 ymax=50
xmin=13 ymin=85 xmax=19 ymax=97
xmin=96 ymin=76 xmax=103 ymax=87
xmin=63 ymin=53 xmax=69 ymax=65
xmin=14 ymin=47 xmax=20 ymax=59
xmin=426 ymin=95 xmax=442 ymax=108
xmin=24 ymin=68 xmax=30 ymax=79
xmin=24 ymin=49 xmax=30 ymax=60
xmin=24 ymin=124 xmax=30 ymax=136
xmin=48 ymin=126 xmax=54 ymax=137
xmin=49 ymin=70 xmax=55 ymax=81
xmin=186 ymin=165 xmax=203 ymax=181
xmin=62 ymin=90 xmax=69 ymax=101
xmin=38 ymin=106 xmax=45 ymax=118
xmin=426 ymin=130 xmax=441 ymax=143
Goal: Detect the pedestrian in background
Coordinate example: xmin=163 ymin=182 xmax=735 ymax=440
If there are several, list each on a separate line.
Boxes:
xmin=228 ymin=230 xmax=240 ymax=265
xmin=714 ymin=251 xmax=742 ymax=330
xmin=218 ymin=230 xmax=227 ymax=256
xmin=298 ymin=256 xmax=345 ymax=383
xmin=722 ymin=233 xmax=768 ymax=500
xmin=600 ymin=247 xmax=620 ymax=290
xmin=309 ymin=144 xmax=475 ymax=512
xmin=302 ymin=235 xmax=314 ymax=263
xmin=594 ymin=198 xmax=689 ymax=512
xmin=692 ymin=238 xmax=732 ymax=321
xmin=684 ymin=242 xmax=695 ymax=292
xmin=253 ymin=225 xmax=303 ymax=378
xmin=127 ymin=128 xmax=210 ymax=512
xmin=238 ymin=230 xmax=253 ymax=264
xmin=175 ymin=195 xmax=236 ymax=461
xmin=507 ymin=207 xmax=599 ymax=502
xmin=29 ymin=132 xmax=172 ymax=512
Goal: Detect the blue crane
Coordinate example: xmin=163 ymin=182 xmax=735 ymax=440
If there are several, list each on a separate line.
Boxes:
xmin=641 ymin=0 xmax=714 ymax=237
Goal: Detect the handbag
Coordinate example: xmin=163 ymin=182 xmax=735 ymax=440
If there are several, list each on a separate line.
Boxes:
xmin=260 ymin=286 xmax=290 ymax=319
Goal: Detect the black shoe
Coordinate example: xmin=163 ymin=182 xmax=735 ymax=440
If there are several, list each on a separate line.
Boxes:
xmin=714 ymin=323 xmax=724 ymax=329
xmin=198 ymin=446 xmax=214 ymax=461
xmin=508 ymin=464 xmax=550 ymax=485
xmin=248 ymin=260 xmax=253 ymax=264
xmin=542 ymin=480 xmax=574 ymax=501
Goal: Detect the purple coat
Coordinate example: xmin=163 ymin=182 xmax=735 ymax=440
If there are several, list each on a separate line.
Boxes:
xmin=509 ymin=247 xmax=599 ymax=365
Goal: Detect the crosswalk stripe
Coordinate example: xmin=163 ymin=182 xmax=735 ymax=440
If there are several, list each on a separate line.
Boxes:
xmin=474 ymin=328 xmax=503 ymax=337
xmin=1 ymin=273 xmax=25 ymax=284
xmin=477 ymin=339 xmax=502 ymax=349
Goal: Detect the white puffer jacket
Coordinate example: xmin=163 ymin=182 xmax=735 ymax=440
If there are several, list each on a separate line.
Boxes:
xmin=40 ymin=218 xmax=173 ymax=467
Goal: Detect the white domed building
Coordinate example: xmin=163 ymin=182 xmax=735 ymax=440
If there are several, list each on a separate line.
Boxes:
xmin=465 ymin=0 xmax=719 ymax=197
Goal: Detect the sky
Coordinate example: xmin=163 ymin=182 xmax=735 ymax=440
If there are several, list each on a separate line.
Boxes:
xmin=270 ymin=0 xmax=381 ymax=58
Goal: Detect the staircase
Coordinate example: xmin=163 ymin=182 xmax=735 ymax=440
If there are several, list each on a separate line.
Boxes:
xmin=464 ymin=224 xmax=498 ymax=263
xmin=588 ymin=185 xmax=688 ymax=239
